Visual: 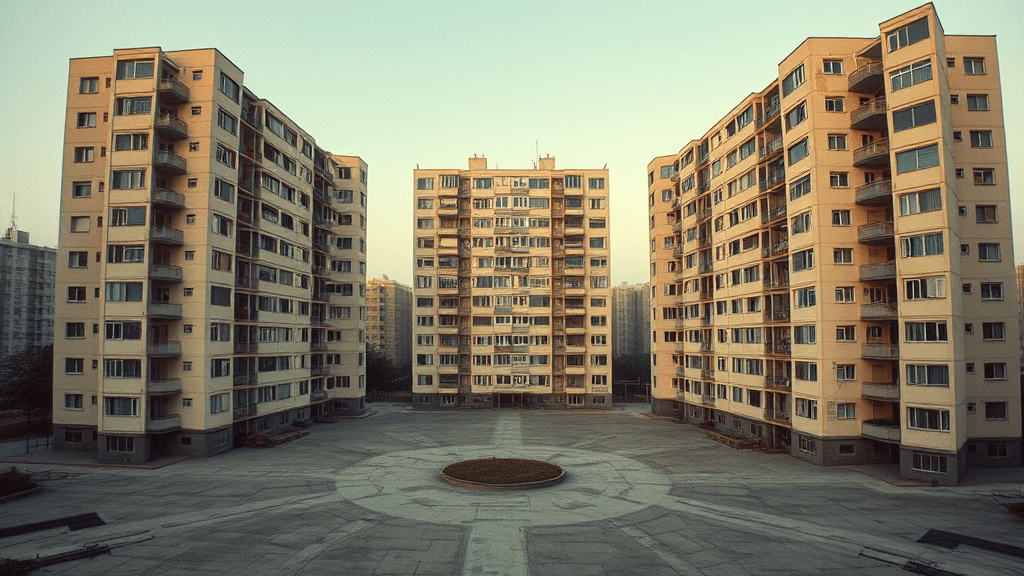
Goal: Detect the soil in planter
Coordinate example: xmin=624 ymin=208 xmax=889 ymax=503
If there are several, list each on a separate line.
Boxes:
xmin=442 ymin=458 xmax=562 ymax=485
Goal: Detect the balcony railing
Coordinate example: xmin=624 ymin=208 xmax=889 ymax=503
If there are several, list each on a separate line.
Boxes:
xmin=765 ymin=375 xmax=791 ymax=390
xmin=759 ymin=168 xmax=786 ymax=191
xmin=233 ymin=405 xmax=258 ymax=420
xmin=311 ymin=390 xmax=327 ymax=401
xmin=151 ymin=188 xmax=186 ymax=209
xmin=756 ymin=100 xmax=781 ymax=128
xmin=701 ymin=367 xmax=715 ymax=380
xmin=150 ymin=225 xmax=184 ymax=245
xmin=155 ymin=114 xmax=188 ymax=140
xmin=855 ymin=179 xmax=893 ymax=205
xmin=862 ymin=343 xmax=899 ymax=360
xmin=149 ymin=264 xmax=183 ymax=282
xmin=862 ymin=383 xmax=900 ymax=401
xmin=860 ymin=301 xmax=898 ymax=320
xmin=147 ymin=414 xmax=182 ymax=432
xmin=235 ymin=276 xmax=259 ymax=290
xmin=234 ymin=341 xmax=258 ymax=354
xmin=857 ymin=221 xmax=894 ymax=244
xmin=859 ymin=261 xmax=896 ymax=282
xmin=147 ymin=302 xmax=182 ymax=318
xmin=763 ymin=308 xmax=790 ymax=322
xmin=153 ymin=150 xmax=187 ymax=174
xmin=765 ymin=342 xmax=791 ymax=355
xmin=158 ymin=78 xmax=190 ymax=103
xmin=764 ymin=409 xmax=791 ymax=424
xmin=849 ymin=61 xmax=884 ymax=93
xmin=761 ymin=205 xmax=787 ymax=225
xmin=147 ymin=378 xmax=182 ymax=395
xmin=852 ymin=139 xmax=889 ymax=168
xmin=147 ymin=340 xmax=182 ymax=357
xmin=850 ymin=98 xmax=887 ymax=131
xmin=702 ymin=395 xmax=716 ymax=406
xmin=862 ymin=420 xmax=900 ymax=442
xmin=759 ymin=136 xmax=784 ymax=159
xmin=233 ymin=372 xmax=257 ymax=386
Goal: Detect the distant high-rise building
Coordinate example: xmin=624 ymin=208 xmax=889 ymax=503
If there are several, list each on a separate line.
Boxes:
xmin=367 ymin=276 xmax=412 ymax=365
xmin=611 ymin=282 xmax=650 ymax=357
xmin=0 ymin=228 xmax=55 ymax=360
xmin=53 ymin=47 xmax=367 ymax=464
xmin=648 ymin=4 xmax=1020 ymax=483
xmin=412 ymin=156 xmax=612 ymax=409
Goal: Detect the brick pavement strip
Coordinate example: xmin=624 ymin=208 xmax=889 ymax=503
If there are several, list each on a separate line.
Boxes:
xmin=0 ymin=404 xmax=1021 ymax=575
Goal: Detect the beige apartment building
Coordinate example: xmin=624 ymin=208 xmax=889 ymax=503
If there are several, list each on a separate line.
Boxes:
xmin=611 ymin=282 xmax=651 ymax=358
xmin=648 ymin=4 xmax=1020 ymax=483
xmin=53 ymin=48 xmax=367 ymax=464
xmin=367 ymin=276 xmax=412 ymax=365
xmin=412 ymin=156 xmax=612 ymax=409
xmin=0 ymin=228 xmax=55 ymax=361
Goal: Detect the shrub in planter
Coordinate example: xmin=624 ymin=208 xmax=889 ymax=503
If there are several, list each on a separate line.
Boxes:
xmin=0 ymin=467 xmax=37 ymax=498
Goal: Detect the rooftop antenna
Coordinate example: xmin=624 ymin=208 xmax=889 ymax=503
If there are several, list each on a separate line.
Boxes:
xmin=5 ymin=194 xmax=15 ymax=241
xmin=536 ymin=139 xmax=540 ymax=166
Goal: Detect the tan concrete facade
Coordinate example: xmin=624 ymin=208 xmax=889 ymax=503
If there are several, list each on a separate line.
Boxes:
xmin=53 ymin=48 xmax=367 ymax=463
xmin=648 ymin=4 xmax=1020 ymax=483
xmin=412 ymin=157 xmax=612 ymax=409
xmin=367 ymin=277 xmax=412 ymax=365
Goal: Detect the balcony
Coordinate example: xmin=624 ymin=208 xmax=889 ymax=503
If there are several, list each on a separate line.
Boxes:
xmin=311 ymin=390 xmax=327 ymax=401
xmin=756 ymin=100 xmax=781 ymax=128
xmin=147 ymin=340 xmax=181 ymax=357
xmin=149 ymin=264 xmax=182 ymax=282
xmin=233 ymin=372 xmax=257 ymax=386
xmin=852 ymin=140 xmax=889 ymax=168
xmin=862 ymin=383 xmax=900 ymax=402
xmin=701 ymin=368 xmax=715 ymax=381
xmin=765 ymin=375 xmax=792 ymax=390
xmin=759 ymin=168 xmax=786 ymax=192
xmin=763 ymin=308 xmax=790 ymax=322
xmin=147 ymin=414 xmax=182 ymax=433
xmin=233 ymin=405 xmax=258 ymax=420
xmin=235 ymin=276 xmax=259 ymax=290
xmin=765 ymin=342 xmax=791 ymax=356
xmin=153 ymin=150 xmax=187 ymax=175
xmin=862 ymin=420 xmax=900 ymax=443
xmin=849 ymin=60 xmax=883 ymax=93
xmin=702 ymin=395 xmax=716 ymax=406
xmin=761 ymin=205 xmax=787 ymax=225
xmin=855 ymin=179 xmax=893 ymax=205
xmin=147 ymin=378 xmax=181 ymax=395
xmin=241 ymin=108 xmax=261 ymax=129
xmin=158 ymin=77 xmax=190 ymax=103
xmin=764 ymin=409 xmax=791 ymax=424
xmin=671 ymin=221 xmax=683 ymax=233
xmin=857 ymin=221 xmax=894 ymax=244
xmin=850 ymin=98 xmax=887 ymax=131
xmin=234 ymin=341 xmax=258 ymax=354
xmin=758 ymin=136 xmax=784 ymax=159
xmin=150 ymin=225 xmax=184 ymax=245
xmin=155 ymin=114 xmax=188 ymax=140
xmin=151 ymin=189 xmax=186 ymax=210
xmin=862 ymin=343 xmax=898 ymax=360
xmin=147 ymin=302 xmax=182 ymax=318
xmin=763 ymin=276 xmax=789 ymax=290
xmin=859 ymin=261 xmax=896 ymax=282
xmin=699 ymin=342 xmax=714 ymax=353
xmin=860 ymin=301 xmax=898 ymax=320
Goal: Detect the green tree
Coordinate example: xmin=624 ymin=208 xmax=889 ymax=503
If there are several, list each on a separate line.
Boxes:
xmin=0 ymin=345 xmax=53 ymax=423
xmin=365 ymin=347 xmax=410 ymax=400
xmin=612 ymin=353 xmax=650 ymax=384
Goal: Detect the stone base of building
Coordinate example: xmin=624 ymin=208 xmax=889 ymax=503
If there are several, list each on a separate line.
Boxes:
xmin=658 ymin=401 xmax=1021 ymax=483
xmin=412 ymin=392 xmax=613 ymax=410
xmin=330 ymin=397 xmax=368 ymax=416
xmin=52 ymin=425 xmax=98 ymax=453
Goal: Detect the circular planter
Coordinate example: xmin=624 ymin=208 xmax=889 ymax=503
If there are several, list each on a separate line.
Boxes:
xmin=441 ymin=458 xmax=565 ymax=490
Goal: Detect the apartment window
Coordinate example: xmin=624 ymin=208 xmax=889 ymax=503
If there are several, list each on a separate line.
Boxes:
xmin=67 ymin=287 xmax=86 ymax=302
xmin=107 ymin=244 xmax=145 ymax=263
xmin=836 ymin=403 xmax=856 ymax=419
xmin=984 ymin=363 xmax=1006 ymax=380
xmin=982 ymin=322 xmax=1005 ymax=341
xmin=833 ymin=248 xmax=852 ymax=264
xmin=823 ymin=60 xmax=843 ymax=74
xmin=211 ymin=286 xmax=231 ymax=306
xmin=781 ymin=64 xmax=805 ymax=97
xmin=827 ymin=134 xmax=847 ymax=150
xmin=912 ymin=453 xmax=946 ymax=473
xmin=104 ymin=359 xmax=142 ymax=379
xmin=963 ymin=58 xmax=985 ymax=75
xmin=973 ymin=168 xmax=995 ymax=186
xmin=113 ymin=133 xmax=148 ymax=151
xmin=106 ymin=321 xmax=142 ymax=340
xmin=792 ymin=212 xmax=811 ymax=234
xmin=214 ymin=179 xmax=235 ymax=202
xmin=966 ymin=94 xmax=989 ymax=111
xmin=836 ymin=326 xmax=856 ymax=341
xmin=795 ymin=397 xmax=818 ymax=418
xmin=980 ymin=283 xmax=1002 ymax=300
xmin=789 ymin=174 xmax=810 ymax=201
xmin=906 ymin=364 xmax=949 ymax=387
xmin=824 ymin=97 xmax=844 ymax=112
xmin=832 ymin=210 xmax=851 ymax=226
xmin=77 ymin=112 xmax=96 ymax=128
xmin=785 ymin=102 xmax=807 ymax=130
xmin=835 ymin=287 xmax=855 ymax=302
xmin=64 ymin=322 xmax=85 ymax=339
xmin=794 ymin=325 xmax=816 ymax=344
xmin=978 ymin=243 xmax=1000 ymax=261
xmin=115 ymin=97 xmax=152 ymax=116
xmin=217 ymin=108 xmax=238 ymax=135
xmin=975 ymin=205 xmax=997 ymax=223
xmin=787 ymin=139 xmax=809 ymax=165
xmin=219 ymin=72 xmax=240 ymax=102
xmin=79 ymin=77 xmax=98 ymax=93
xmin=901 ymin=233 xmax=943 ymax=257
xmin=892 ymin=100 xmax=936 ymax=132
xmin=830 ymin=172 xmax=849 ymax=187
xmin=908 ymin=407 xmax=949 ymax=431
xmin=111 ymin=170 xmax=146 ymax=189
xmin=905 ymin=277 xmax=946 ymax=300
xmin=116 ymin=59 xmax=154 ymax=79
xmin=899 ymin=188 xmax=941 ymax=216
xmin=210 ymin=358 xmax=230 ymax=378
xmin=73 ymin=147 xmax=94 ymax=163
xmin=970 ymin=131 xmax=992 ymax=148
xmin=888 ymin=17 xmax=929 ymax=52
xmin=215 ymin=144 xmax=236 ymax=168
xmin=905 ymin=321 xmax=947 ymax=342
xmin=890 ymin=60 xmax=932 ymax=91
xmin=213 ymin=215 xmax=232 ymax=237
xmin=68 ymin=251 xmax=89 ymax=268
xmin=792 ymin=249 xmax=814 ymax=272
xmin=896 ymin=144 xmax=939 ymax=173
xmin=588 ymin=178 xmax=606 ymax=189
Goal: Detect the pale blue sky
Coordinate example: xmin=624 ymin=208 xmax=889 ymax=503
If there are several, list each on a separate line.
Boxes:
xmin=1 ymin=0 xmax=1021 ymax=285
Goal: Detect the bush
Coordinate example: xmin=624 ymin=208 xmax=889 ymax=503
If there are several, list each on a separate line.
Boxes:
xmin=0 ymin=467 xmax=37 ymax=498
xmin=241 ymin=433 xmax=271 ymax=448
xmin=0 ymin=558 xmax=36 ymax=576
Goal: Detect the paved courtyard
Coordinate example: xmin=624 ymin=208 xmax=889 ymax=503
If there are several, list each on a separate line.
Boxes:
xmin=2 ymin=403 xmax=1023 ymax=575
